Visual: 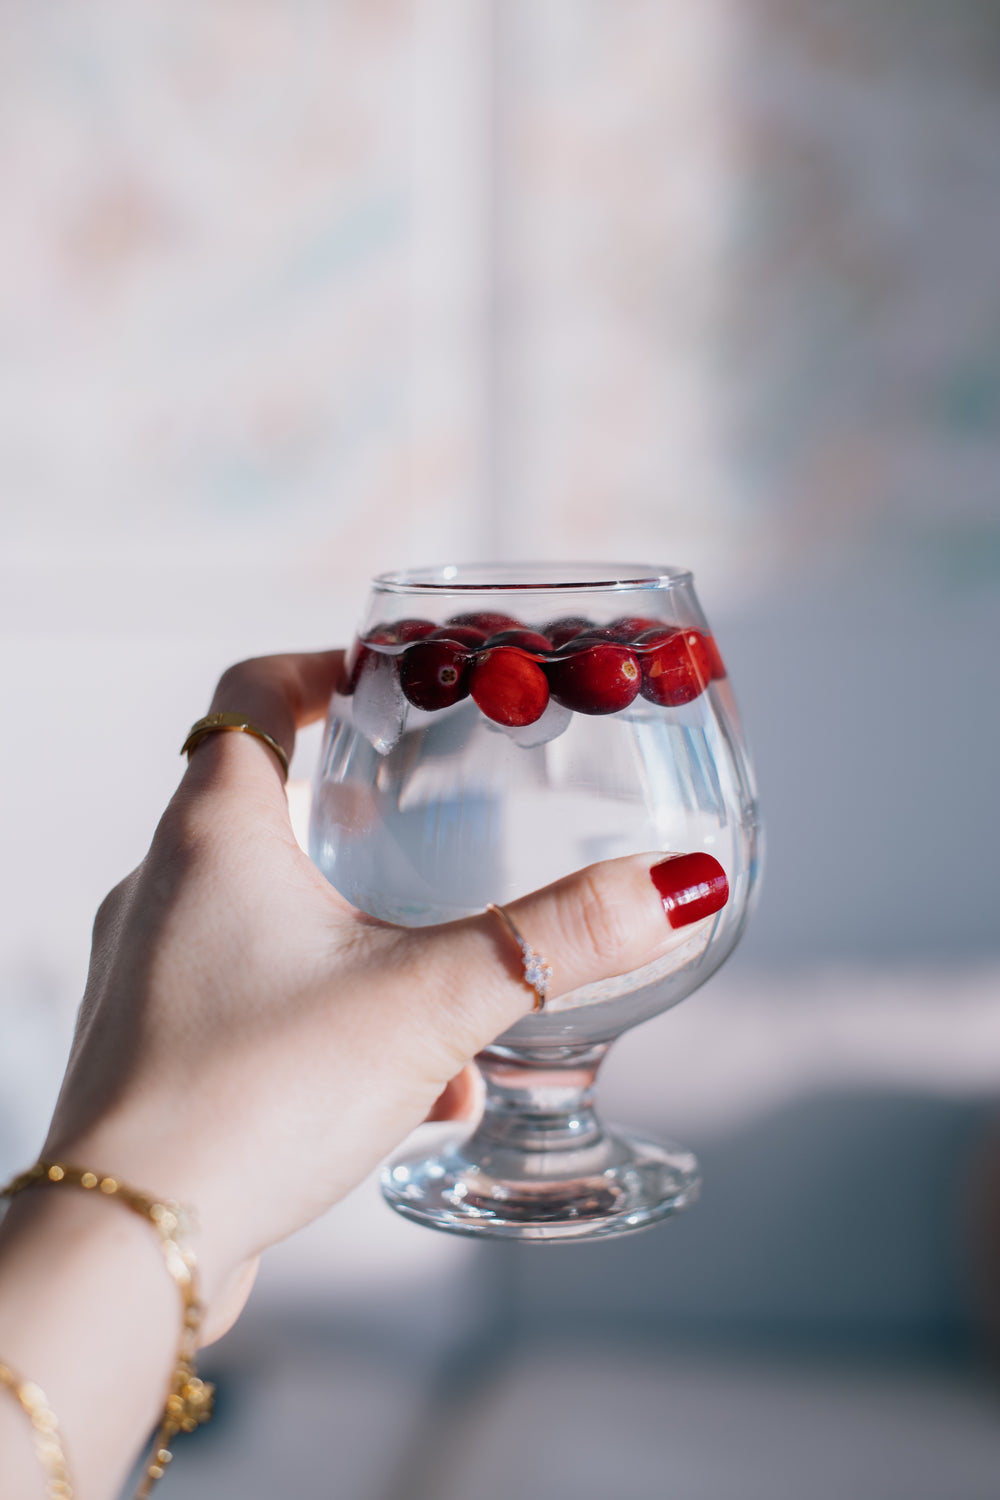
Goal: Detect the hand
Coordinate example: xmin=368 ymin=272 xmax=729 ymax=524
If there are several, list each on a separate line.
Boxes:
xmin=0 ymin=647 xmax=728 ymax=1500
xmin=41 ymin=648 xmax=722 ymax=1329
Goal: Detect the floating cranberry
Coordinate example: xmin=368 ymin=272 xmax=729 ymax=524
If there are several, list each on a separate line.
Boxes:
xmin=562 ymin=628 xmax=617 ymax=645
xmin=547 ymin=641 xmax=641 ymax=715
xmin=357 ymin=617 xmax=436 ymax=647
xmin=485 ymin=628 xmax=552 ymax=655
xmin=605 ymin=615 xmax=663 ymax=643
xmin=704 ymin=634 xmax=726 ymax=679
xmin=339 ymin=618 xmax=436 ymax=694
xmin=339 ymin=639 xmax=376 ymax=695
xmin=400 ymin=639 xmax=473 ymax=711
xmin=542 ymin=615 xmax=594 ymax=648
xmin=429 ymin=625 xmax=489 ymax=649
xmin=390 ymin=618 xmax=438 ymax=643
xmin=636 ymin=628 xmax=712 ymax=706
xmin=472 ymin=648 xmax=550 ymax=726
xmin=340 ymin=629 xmax=393 ymax=696
xmin=446 ymin=611 xmax=522 ymax=636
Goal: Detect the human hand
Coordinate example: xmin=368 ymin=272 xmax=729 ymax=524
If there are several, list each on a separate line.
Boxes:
xmin=41 ymin=649 xmax=728 ymax=1336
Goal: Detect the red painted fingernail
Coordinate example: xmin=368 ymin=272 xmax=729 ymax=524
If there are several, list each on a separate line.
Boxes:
xmin=650 ymin=852 xmax=729 ymax=928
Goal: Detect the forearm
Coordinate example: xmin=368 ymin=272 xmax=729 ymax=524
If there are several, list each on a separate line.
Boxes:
xmin=0 ymin=1188 xmax=181 ymax=1500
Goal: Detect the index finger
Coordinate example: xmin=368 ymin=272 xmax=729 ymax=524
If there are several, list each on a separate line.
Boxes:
xmin=183 ymin=649 xmax=344 ymax=798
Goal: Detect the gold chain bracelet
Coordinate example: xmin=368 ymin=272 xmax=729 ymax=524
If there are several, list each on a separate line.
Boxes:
xmin=0 ymin=1161 xmax=215 ymax=1499
xmin=0 ymin=1360 xmax=72 ymax=1499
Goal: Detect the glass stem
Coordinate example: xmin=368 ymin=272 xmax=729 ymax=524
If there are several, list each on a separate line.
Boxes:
xmin=473 ymin=1044 xmax=610 ymax=1154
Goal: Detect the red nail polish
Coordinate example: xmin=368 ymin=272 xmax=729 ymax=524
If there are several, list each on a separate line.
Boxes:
xmin=650 ymin=852 xmax=729 ymax=929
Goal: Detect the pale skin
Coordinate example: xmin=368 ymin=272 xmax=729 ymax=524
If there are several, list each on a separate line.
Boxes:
xmin=0 ymin=650 xmax=712 ymax=1499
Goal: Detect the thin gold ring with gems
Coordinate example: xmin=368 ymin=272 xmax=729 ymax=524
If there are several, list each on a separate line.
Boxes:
xmin=180 ymin=713 xmax=290 ymax=781
xmin=486 ymin=904 xmax=553 ymax=1012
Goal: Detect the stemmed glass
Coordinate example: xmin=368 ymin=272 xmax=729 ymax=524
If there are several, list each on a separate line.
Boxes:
xmin=310 ymin=563 xmax=761 ymax=1240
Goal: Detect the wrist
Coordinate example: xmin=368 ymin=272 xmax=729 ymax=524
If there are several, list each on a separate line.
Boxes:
xmin=39 ymin=1114 xmax=252 ymax=1312
xmin=0 ymin=1185 xmax=180 ymax=1500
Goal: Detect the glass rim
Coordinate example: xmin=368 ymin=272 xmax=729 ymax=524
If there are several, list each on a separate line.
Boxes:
xmin=372 ymin=561 xmax=694 ymax=595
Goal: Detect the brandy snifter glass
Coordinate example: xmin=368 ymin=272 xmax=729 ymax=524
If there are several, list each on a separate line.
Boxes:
xmin=310 ymin=563 xmax=761 ymax=1240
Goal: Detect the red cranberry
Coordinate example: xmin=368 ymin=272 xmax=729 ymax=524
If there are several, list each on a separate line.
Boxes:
xmin=399 ymin=639 xmax=473 ymax=710
xmin=358 ymin=617 xmax=436 ymax=646
xmin=562 ymin=628 xmax=618 ymax=645
xmin=605 ymin=615 xmax=664 ymax=642
xmin=472 ymin=648 xmax=550 ymax=726
xmin=446 ymin=611 xmax=522 ymax=636
xmin=547 ymin=641 xmax=641 ymax=715
xmin=389 ymin=617 xmax=438 ymax=643
xmin=704 ymin=634 xmax=726 ymax=679
xmin=542 ymin=616 xmax=594 ymax=648
xmin=340 ymin=629 xmax=392 ymax=696
xmin=636 ymin=628 xmax=712 ymax=706
xmin=339 ymin=618 xmax=436 ymax=695
xmin=339 ymin=640 xmax=371 ymax=696
xmin=485 ymin=628 xmax=552 ymax=655
xmin=429 ymin=625 xmax=489 ymax=649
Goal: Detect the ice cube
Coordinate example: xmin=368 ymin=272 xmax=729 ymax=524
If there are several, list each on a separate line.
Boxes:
xmin=496 ymin=699 xmax=573 ymax=749
xmin=351 ymin=651 xmax=407 ymax=754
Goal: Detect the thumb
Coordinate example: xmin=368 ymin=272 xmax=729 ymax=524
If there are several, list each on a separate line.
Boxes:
xmin=408 ymin=851 xmax=729 ymax=1063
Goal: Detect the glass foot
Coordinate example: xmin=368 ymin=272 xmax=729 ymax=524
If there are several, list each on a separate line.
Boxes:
xmin=381 ymin=1126 xmax=700 ymax=1242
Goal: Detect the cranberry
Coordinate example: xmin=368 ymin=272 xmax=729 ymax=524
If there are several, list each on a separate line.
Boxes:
xmin=339 ymin=618 xmax=436 ymax=694
xmin=472 ymin=648 xmax=550 ymax=726
xmin=356 ymin=617 xmax=436 ymax=647
xmin=605 ymin=615 xmax=663 ymax=642
xmin=485 ymin=628 xmax=552 ymax=655
xmin=542 ymin=615 xmax=594 ymax=649
xmin=389 ymin=617 xmax=438 ymax=644
xmin=429 ymin=625 xmax=489 ymax=649
xmin=547 ymin=641 xmax=641 ymax=715
xmin=340 ymin=629 xmax=392 ymax=696
xmin=446 ymin=611 xmax=522 ymax=636
xmin=561 ymin=628 xmax=617 ymax=645
xmin=339 ymin=639 xmax=374 ymax=695
xmin=704 ymin=634 xmax=726 ymax=679
xmin=399 ymin=639 xmax=474 ymax=711
xmin=636 ymin=628 xmax=712 ymax=706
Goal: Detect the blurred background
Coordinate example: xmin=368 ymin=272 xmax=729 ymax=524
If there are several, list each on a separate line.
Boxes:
xmin=2 ymin=1 xmax=1000 ymax=1495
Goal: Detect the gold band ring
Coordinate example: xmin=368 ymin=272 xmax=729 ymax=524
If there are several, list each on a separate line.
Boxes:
xmin=486 ymin=903 xmax=552 ymax=1012
xmin=181 ymin=713 xmax=290 ymax=781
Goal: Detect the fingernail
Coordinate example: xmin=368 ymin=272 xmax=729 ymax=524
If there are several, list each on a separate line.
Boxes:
xmin=650 ymin=852 xmax=729 ymax=929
